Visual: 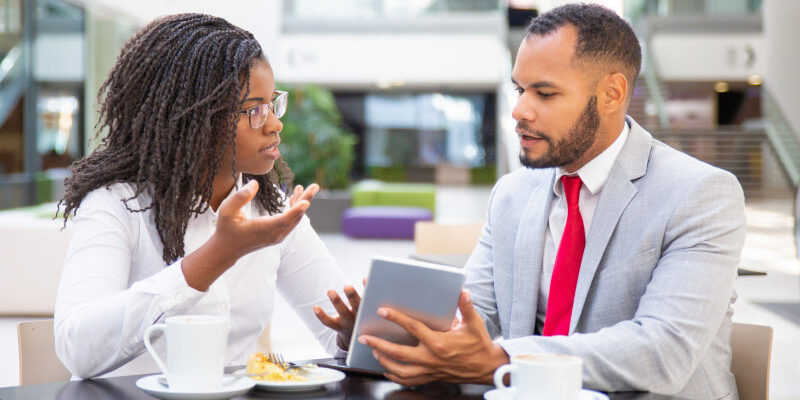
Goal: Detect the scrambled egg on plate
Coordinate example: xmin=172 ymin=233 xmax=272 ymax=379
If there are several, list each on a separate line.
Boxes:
xmin=246 ymin=352 xmax=307 ymax=382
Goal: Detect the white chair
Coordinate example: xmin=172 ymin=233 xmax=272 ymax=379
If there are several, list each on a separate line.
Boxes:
xmin=731 ymin=322 xmax=773 ymax=400
xmin=17 ymin=319 xmax=71 ymax=385
xmin=414 ymin=222 xmax=483 ymax=255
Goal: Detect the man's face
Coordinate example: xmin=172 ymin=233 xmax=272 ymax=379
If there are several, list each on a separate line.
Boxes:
xmin=511 ymin=25 xmax=601 ymax=171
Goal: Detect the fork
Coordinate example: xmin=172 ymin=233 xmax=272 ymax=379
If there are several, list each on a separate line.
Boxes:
xmin=268 ymin=352 xmax=316 ymax=371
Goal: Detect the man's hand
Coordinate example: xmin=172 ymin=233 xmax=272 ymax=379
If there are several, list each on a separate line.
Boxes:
xmin=357 ymin=289 xmax=509 ymax=386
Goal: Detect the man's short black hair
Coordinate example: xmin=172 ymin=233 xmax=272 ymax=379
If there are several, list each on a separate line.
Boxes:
xmin=526 ymin=3 xmax=642 ymax=95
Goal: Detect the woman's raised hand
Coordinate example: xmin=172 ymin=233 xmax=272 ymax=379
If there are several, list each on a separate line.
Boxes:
xmin=214 ymin=180 xmax=318 ymax=258
xmin=182 ymin=180 xmax=318 ymax=291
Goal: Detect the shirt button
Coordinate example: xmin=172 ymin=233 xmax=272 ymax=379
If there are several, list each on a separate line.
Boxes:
xmin=219 ymin=303 xmax=228 ymax=312
xmin=175 ymin=292 xmax=184 ymax=301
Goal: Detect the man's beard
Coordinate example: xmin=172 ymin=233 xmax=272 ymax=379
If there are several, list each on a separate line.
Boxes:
xmin=518 ymin=95 xmax=600 ymax=169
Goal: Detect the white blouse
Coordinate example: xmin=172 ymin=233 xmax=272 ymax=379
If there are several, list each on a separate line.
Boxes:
xmin=54 ymin=181 xmax=348 ymax=379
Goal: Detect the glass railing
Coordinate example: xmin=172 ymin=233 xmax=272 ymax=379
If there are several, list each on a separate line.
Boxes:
xmin=763 ymin=88 xmax=800 ymax=187
xmin=629 ymin=0 xmax=761 ymax=17
xmin=285 ymin=0 xmax=502 ymax=19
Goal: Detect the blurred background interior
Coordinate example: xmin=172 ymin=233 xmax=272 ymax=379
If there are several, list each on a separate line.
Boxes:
xmin=0 ymin=0 xmax=797 ymax=398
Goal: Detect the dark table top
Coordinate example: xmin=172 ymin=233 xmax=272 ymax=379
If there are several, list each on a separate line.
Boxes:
xmin=0 ymin=358 xmax=685 ymax=400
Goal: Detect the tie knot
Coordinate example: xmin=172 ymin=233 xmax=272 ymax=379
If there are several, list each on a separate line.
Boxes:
xmin=561 ymin=175 xmax=582 ymax=207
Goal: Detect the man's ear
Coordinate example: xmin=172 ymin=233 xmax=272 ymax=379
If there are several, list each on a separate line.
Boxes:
xmin=596 ymin=72 xmax=628 ymax=115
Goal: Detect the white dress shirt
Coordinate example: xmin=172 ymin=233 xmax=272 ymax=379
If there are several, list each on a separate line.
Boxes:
xmin=536 ymin=122 xmax=630 ymax=332
xmin=54 ymin=179 xmax=348 ymax=379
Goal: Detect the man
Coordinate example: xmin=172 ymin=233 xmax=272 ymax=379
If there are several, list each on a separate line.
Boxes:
xmin=356 ymin=4 xmax=745 ymax=399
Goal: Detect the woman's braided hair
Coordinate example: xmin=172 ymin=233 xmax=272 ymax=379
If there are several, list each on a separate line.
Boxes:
xmin=59 ymin=13 xmax=292 ymax=264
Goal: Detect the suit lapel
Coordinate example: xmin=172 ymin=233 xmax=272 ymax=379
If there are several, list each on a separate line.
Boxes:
xmin=510 ymin=169 xmax=555 ymax=337
xmin=569 ymin=118 xmax=652 ymax=333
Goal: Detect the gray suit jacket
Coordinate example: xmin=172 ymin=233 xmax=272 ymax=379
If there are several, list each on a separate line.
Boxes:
xmin=465 ymin=117 xmax=745 ymax=400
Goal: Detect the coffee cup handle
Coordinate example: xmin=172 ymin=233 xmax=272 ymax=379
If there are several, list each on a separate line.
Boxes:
xmin=493 ymin=363 xmax=517 ymax=395
xmin=144 ymin=324 xmax=168 ymax=376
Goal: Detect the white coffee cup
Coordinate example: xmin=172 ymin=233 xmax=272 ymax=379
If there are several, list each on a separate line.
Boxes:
xmin=493 ymin=354 xmax=583 ymax=400
xmin=144 ymin=315 xmax=229 ymax=391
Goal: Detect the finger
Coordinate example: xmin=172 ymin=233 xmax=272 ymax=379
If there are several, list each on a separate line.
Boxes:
xmin=357 ymin=335 xmax=420 ymax=364
xmin=343 ymin=285 xmax=361 ymax=313
xmin=218 ymin=180 xmax=258 ymax=218
xmin=457 ymin=290 xmax=483 ymax=329
xmin=300 ymin=183 xmax=319 ymax=203
xmin=377 ymin=307 xmax=436 ymax=343
xmin=313 ymin=306 xmax=343 ymax=330
xmin=362 ymin=277 xmax=367 ymax=288
xmin=289 ymin=185 xmax=303 ymax=207
xmin=327 ymin=290 xmax=354 ymax=321
xmin=373 ymin=350 xmax=433 ymax=383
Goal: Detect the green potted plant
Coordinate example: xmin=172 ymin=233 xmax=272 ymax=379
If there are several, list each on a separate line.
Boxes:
xmin=278 ymin=84 xmax=357 ymax=232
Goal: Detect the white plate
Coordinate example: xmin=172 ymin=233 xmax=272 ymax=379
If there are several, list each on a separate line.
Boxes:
xmin=135 ymin=374 xmax=255 ymax=400
xmin=484 ymin=388 xmax=609 ymax=400
xmin=235 ymin=367 xmax=345 ymax=392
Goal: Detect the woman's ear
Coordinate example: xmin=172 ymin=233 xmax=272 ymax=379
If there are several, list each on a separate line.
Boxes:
xmin=597 ymin=72 xmax=628 ymax=115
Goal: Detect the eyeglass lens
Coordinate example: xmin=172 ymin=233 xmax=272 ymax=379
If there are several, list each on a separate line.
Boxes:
xmin=249 ymin=92 xmax=288 ymax=129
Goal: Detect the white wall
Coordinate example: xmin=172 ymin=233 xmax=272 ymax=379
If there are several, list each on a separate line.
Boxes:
xmin=274 ymin=34 xmax=505 ymax=88
xmin=34 ymin=34 xmax=84 ymax=81
xmin=764 ymin=0 xmax=800 ymax=137
xmin=80 ymin=0 xmax=282 ymax=59
xmin=650 ymin=32 xmax=764 ymax=81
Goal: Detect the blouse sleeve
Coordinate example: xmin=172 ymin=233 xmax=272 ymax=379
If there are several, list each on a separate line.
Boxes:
xmin=276 ymin=214 xmax=350 ymax=357
xmin=54 ymin=187 xmax=205 ymax=378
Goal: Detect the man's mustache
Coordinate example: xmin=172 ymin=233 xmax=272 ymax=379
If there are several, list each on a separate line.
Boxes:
xmin=515 ymin=122 xmax=547 ymax=140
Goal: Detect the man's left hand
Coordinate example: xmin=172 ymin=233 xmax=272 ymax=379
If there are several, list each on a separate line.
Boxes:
xmin=357 ymin=289 xmax=510 ymax=386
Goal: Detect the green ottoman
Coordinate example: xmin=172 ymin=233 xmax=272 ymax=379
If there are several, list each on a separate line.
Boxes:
xmin=351 ymin=180 xmax=436 ymax=216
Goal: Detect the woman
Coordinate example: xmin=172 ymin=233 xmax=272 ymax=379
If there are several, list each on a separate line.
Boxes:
xmin=54 ymin=13 xmax=359 ymax=379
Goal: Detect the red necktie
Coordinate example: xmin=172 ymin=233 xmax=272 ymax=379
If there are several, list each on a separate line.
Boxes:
xmin=543 ymin=175 xmax=585 ymax=336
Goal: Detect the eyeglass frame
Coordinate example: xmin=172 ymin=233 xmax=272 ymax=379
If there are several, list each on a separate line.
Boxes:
xmin=236 ymin=90 xmax=288 ymax=129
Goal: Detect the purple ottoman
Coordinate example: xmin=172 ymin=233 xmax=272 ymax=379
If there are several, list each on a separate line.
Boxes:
xmin=342 ymin=207 xmax=433 ymax=239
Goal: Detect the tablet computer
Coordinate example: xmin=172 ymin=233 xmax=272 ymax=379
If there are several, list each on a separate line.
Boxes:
xmin=346 ymin=256 xmax=466 ymax=373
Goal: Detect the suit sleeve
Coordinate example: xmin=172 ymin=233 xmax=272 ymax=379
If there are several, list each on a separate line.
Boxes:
xmin=498 ymin=169 xmax=746 ymax=395
xmin=464 ymin=178 xmax=504 ymax=339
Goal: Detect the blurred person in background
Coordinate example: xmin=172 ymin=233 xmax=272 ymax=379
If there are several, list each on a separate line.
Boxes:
xmin=54 ymin=13 xmax=359 ymax=379
xmin=356 ymin=4 xmax=745 ymax=399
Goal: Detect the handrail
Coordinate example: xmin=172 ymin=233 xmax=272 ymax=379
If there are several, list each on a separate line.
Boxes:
xmin=763 ymin=89 xmax=800 ymax=186
xmin=642 ymin=46 xmax=670 ymax=128
xmin=0 ymin=43 xmax=22 ymax=84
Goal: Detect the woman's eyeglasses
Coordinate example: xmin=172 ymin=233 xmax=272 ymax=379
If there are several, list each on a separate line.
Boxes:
xmin=237 ymin=90 xmax=288 ymax=129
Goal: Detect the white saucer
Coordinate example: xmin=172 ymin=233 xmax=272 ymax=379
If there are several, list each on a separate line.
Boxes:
xmin=484 ymin=388 xmax=609 ymax=400
xmin=135 ymin=374 xmax=255 ymax=400
xmin=235 ymin=367 xmax=345 ymax=392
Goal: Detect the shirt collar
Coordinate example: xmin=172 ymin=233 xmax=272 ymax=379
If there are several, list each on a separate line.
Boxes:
xmin=207 ymin=173 xmax=250 ymax=218
xmin=553 ymin=121 xmax=630 ymax=197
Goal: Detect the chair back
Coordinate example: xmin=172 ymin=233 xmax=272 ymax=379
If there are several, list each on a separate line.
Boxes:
xmin=730 ymin=322 xmax=773 ymax=400
xmin=414 ymin=222 xmax=483 ymax=255
xmin=17 ymin=319 xmax=71 ymax=385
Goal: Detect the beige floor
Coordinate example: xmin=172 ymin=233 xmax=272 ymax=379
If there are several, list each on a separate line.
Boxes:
xmin=1 ymin=187 xmax=798 ymax=399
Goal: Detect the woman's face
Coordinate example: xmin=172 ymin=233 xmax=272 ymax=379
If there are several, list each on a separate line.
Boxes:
xmin=226 ymin=61 xmax=283 ymax=176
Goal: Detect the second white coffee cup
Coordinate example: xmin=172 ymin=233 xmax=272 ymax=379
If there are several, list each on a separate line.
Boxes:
xmin=144 ymin=315 xmax=229 ymax=391
xmin=493 ymin=354 xmax=583 ymax=400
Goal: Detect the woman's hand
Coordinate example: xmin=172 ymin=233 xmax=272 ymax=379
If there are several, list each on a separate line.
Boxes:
xmin=182 ymin=180 xmax=318 ymax=291
xmin=314 ymin=283 xmax=363 ymax=350
xmin=213 ymin=180 xmax=318 ymax=258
